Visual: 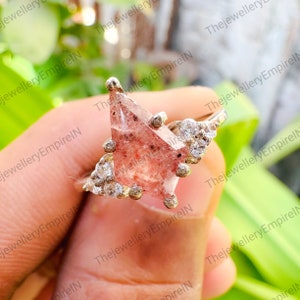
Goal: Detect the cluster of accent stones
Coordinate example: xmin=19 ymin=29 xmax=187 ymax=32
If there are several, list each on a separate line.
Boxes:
xmin=176 ymin=119 xmax=217 ymax=164
xmin=83 ymin=153 xmax=124 ymax=198
xmin=83 ymin=142 xmax=143 ymax=200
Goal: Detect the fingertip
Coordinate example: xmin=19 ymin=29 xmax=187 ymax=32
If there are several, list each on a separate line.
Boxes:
xmin=202 ymin=258 xmax=236 ymax=299
xmin=133 ymin=85 xmax=222 ymax=120
xmin=204 ymin=217 xmax=232 ymax=272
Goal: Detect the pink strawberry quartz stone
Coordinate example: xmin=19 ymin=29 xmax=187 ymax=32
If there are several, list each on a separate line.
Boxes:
xmin=108 ymin=78 xmax=189 ymax=205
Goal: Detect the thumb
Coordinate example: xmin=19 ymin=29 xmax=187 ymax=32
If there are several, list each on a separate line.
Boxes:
xmin=51 ymin=140 xmax=224 ymax=299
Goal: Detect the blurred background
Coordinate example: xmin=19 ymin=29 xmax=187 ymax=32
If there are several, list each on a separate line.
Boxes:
xmin=0 ymin=0 xmax=300 ymax=299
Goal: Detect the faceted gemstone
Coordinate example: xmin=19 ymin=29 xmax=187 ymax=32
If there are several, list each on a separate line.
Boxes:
xmin=83 ymin=179 xmax=94 ymax=191
xmin=84 ymin=78 xmax=226 ymax=205
xmin=96 ymin=161 xmax=114 ymax=180
xmin=83 ymin=152 xmax=120 ymax=197
xmin=197 ymin=138 xmax=207 ymax=147
xmin=92 ymin=186 xmax=104 ymax=195
xmin=205 ymin=126 xmax=217 ymax=139
xmin=103 ymin=182 xmax=124 ymax=198
xmin=201 ymin=121 xmax=217 ymax=139
xmin=109 ymin=91 xmax=189 ymax=201
xmin=179 ymin=118 xmax=199 ymax=142
xmin=190 ymin=142 xmax=206 ymax=158
xmin=83 ymin=179 xmax=103 ymax=195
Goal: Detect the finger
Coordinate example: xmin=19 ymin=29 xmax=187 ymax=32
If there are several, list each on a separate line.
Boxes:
xmin=202 ymin=218 xmax=235 ymax=299
xmin=202 ymin=258 xmax=236 ymax=299
xmin=18 ymin=216 xmax=234 ymax=300
xmin=11 ymin=251 xmax=61 ymax=299
xmin=204 ymin=217 xmax=232 ymax=272
xmin=52 ymin=166 xmax=223 ymax=299
xmin=0 ymin=86 xmax=223 ymax=298
xmin=52 ymin=88 xmax=227 ymax=298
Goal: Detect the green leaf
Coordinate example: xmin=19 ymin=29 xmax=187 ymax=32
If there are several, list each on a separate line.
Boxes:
xmin=217 ymin=147 xmax=300 ymax=293
xmin=215 ymin=275 xmax=300 ymax=300
xmin=214 ymin=287 xmax=258 ymax=300
xmin=1 ymin=54 xmax=36 ymax=79
xmin=216 ymin=253 xmax=299 ymax=299
xmin=0 ymin=61 xmax=53 ymax=149
xmin=260 ymin=116 xmax=300 ymax=168
xmin=214 ymin=81 xmax=259 ymax=170
xmin=235 ymin=275 xmax=299 ymax=300
xmin=2 ymin=0 xmax=60 ymax=64
xmin=230 ymin=249 xmax=263 ymax=280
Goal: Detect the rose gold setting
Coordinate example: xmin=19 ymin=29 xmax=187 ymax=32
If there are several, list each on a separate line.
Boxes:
xmin=83 ymin=77 xmax=227 ymax=209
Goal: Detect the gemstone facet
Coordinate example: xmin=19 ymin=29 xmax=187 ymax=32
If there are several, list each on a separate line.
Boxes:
xmin=109 ymin=87 xmax=189 ymax=203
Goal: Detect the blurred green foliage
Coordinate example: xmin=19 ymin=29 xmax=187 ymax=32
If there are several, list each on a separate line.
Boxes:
xmin=0 ymin=0 xmax=185 ymax=147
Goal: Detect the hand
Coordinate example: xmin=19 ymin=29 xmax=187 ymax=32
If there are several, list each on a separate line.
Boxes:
xmin=0 ymin=87 xmax=236 ymax=299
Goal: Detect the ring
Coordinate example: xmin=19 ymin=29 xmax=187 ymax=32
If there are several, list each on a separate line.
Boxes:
xmin=83 ymin=77 xmax=227 ymax=209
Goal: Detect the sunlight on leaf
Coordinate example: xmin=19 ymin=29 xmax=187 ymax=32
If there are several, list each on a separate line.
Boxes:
xmin=217 ymin=147 xmax=300 ymax=295
xmin=0 ymin=62 xmax=53 ymax=149
xmin=214 ymin=82 xmax=259 ymax=171
xmin=260 ymin=116 xmax=300 ymax=168
xmin=2 ymin=0 xmax=60 ymax=64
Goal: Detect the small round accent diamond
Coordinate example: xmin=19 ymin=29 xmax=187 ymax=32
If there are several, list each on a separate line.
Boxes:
xmin=179 ymin=118 xmax=199 ymax=142
xmin=92 ymin=186 xmax=104 ymax=195
xmin=83 ymin=179 xmax=94 ymax=192
xmin=190 ymin=142 xmax=205 ymax=159
xmin=96 ymin=161 xmax=114 ymax=180
xmin=104 ymin=182 xmax=124 ymax=198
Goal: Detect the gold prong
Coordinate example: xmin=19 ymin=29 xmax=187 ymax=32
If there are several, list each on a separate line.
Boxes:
xmin=129 ymin=184 xmax=143 ymax=200
xmin=117 ymin=186 xmax=129 ymax=199
xmin=164 ymin=194 xmax=178 ymax=209
xmin=150 ymin=112 xmax=168 ymax=129
xmin=103 ymin=139 xmax=116 ymax=153
xmin=185 ymin=156 xmax=202 ymax=164
xmin=176 ymin=163 xmax=191 ymax=177
xmin=106 ymin=77 xmax=124 ymax=93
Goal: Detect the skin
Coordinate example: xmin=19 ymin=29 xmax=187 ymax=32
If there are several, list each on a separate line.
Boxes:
xmin=0 ymin=87 xmax=236 ymax=299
